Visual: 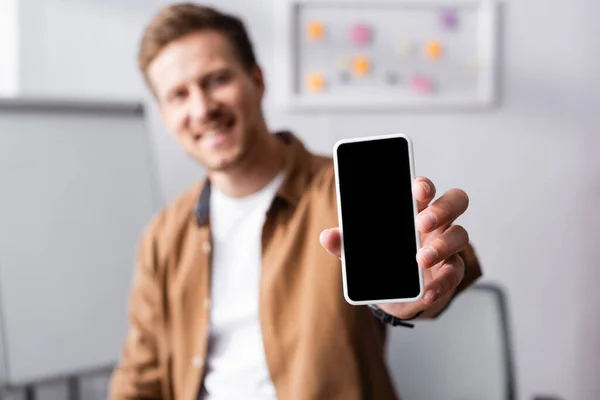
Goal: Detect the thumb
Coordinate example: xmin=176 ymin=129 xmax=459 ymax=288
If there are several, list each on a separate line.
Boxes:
xmin=320 ymin=228 xmax=342 ymax=258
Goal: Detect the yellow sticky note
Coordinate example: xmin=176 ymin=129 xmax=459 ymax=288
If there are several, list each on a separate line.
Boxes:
xmin=469 ymin=56 xmax=480 ymax=70
xmin=352 ymin=56 xmax=370 ymax=76
xmin=307 ymin=21 xmax=324 ymax=41
xmin=307 ymin=73 xmax=325 ymax=92
xmin=425 ymin=40 xmax=444 ymax=60
xmin=396 ymin=40 xmax=414 ymax=56
xmin=337 ymin=56 xmax=350 ymax=69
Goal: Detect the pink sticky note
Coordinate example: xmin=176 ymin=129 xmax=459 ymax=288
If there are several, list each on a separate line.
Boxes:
xmin=350 ymin=24 xmax=372 ymax=46
xmin=411 ymin=75 xmax=434 ymax=93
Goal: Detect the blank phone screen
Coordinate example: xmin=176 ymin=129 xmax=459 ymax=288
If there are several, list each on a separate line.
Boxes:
xmin=336 ymin=136 xmax=421 ymax=302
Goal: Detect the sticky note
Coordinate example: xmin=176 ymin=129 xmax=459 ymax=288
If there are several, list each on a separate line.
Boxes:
xmin=440 ymin=10 xmax=458 ymax=30
xmin=339 ymin=71 xmax=351 ymax=83
xmin=425 ymin=40 xmax=444 ymax=60
xmin=411 ymin=75 xmax=434 ymax=93
xmin=307 ymin=73 xmax=325 ymax=92
xmin=386 ymin=71 xmax=399 ymax=84
xmin=337 ymin=56 xmax=350 ymax=69
xmin=396 ymin=40 xmax=414 ymax=56
xmin=307 ymin=20 xmax=324 ymax=41
xmin=352 ymin=56 xmax=370 ymax=76
xmin=350 ymin=23 xmax=373 ymax=46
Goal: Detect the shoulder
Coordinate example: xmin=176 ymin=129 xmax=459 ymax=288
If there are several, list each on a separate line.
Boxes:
xmin=302 ymin=153 xmax=338 ymax=218
xmin=307 ymin=153 xmax=336 ymax=192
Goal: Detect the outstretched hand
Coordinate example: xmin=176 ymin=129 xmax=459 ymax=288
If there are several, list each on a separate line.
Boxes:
xmin=320 ymin=176 xmax=469 ymax=319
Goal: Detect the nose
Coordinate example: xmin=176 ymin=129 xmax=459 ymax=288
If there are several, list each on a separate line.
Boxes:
xmin=188 ymin=87 xmax=216 ymax=123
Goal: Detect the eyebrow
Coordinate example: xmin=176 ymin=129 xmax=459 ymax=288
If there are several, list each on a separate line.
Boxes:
xmin=164 ymin=65 xmax=234 ymax=98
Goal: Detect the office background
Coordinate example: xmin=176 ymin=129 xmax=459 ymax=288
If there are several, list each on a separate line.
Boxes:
xmin=1 ymin=0 xmax=599 ymax=399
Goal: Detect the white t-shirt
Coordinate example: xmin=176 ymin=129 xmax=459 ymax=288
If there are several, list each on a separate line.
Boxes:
xmin=200 ymin=172 xmax=285 ymax=399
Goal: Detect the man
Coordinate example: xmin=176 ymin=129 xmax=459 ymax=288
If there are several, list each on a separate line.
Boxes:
xmin=109 ymin=3 xmax=482 ymax=399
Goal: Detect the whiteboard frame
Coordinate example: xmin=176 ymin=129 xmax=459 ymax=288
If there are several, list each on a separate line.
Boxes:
xmin=275 ymin=0 xmax=500 ymax=111
xmin=0 ymin=261 xmax=8 ymax=387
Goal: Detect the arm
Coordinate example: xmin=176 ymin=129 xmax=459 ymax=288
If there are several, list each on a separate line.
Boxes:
xmin=109 ymin=218 xmax=168 ymax=400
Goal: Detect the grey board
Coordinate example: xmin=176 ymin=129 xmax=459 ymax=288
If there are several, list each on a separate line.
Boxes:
xmin=0 ymin=97 xmax=162 ymax=385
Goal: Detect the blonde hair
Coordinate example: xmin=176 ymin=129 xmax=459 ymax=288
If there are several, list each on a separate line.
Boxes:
xmin=138 ymin=3 xmax=258 ymax=86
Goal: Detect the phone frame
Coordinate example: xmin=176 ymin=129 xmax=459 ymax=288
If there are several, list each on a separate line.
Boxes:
xmin=333 ymin=133 xmax=424 ymax=305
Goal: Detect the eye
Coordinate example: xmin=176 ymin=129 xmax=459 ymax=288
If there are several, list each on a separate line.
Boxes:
xmin=168 ymin=88 xmax=188 ymax=102
xmin=207 ymin=73 xmax=230 ymax=89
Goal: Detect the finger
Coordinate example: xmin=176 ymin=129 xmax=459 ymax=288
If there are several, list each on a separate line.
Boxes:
xmin=422 ymin=254 xmax=465 ymax=305
xmin=320 ymin=228 xmax=342 ymax=258
xmin=416 ymin=188 xmax=469 ymax=233
xmin=412 ymin=177 xmax=436 ymax=213
xmin=416 ymin=225 xmax=469 ymax=269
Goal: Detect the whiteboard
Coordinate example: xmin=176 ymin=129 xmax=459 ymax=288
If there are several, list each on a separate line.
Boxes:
xmin=276 ymin=0 xmax=499 ymax=111
xmin=0 ymin=98 xmax=163 ymax=385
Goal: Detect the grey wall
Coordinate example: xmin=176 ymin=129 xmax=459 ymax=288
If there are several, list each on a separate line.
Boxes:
xmin=11 ymin=0 xmax=600 ymax=399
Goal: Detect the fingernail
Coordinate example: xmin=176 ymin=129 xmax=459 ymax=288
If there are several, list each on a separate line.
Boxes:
xmin=417 ymin=247 xmax=438 ymax=266
xmin=425 ymin=290 xmax=436 ymax=303
xmin=319 ymin=229 xmax=329 ymax=242
xmin=417 ymin=212 xmax=437 ymax=231
xmin=419 ymin=181 xmax=431 ymax=195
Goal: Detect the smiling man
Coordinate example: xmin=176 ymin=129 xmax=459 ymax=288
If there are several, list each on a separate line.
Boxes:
xmin=109 ymin=3 xmax=482 ymax=400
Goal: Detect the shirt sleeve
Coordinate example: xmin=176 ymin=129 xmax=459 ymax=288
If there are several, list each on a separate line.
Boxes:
xmin=109 ymin=217 xmax=168 ymax=400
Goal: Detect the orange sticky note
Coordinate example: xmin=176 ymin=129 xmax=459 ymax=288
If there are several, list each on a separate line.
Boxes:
xmin=307 ymin=21 xmax=324 ymax=40
xmin=307 ymin=73 xmax=325 ymax=92
xmin=352 ymin=56 xmax=370 ymax=76
xmin=425 ymin=40 xmax=443 ymax=60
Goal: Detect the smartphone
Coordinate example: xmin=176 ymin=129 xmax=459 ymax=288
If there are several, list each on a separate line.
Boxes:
xmin=333 ymin=133 xmax=423 ymax=305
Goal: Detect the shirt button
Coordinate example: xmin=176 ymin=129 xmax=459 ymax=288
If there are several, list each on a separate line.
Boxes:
xmin=202 ymin=241 xmax=211 ymax=253
xmin=192 ymin=355 xmax=204 ymax=369
xmin=203 ymin=298 xmax=211 ymax=309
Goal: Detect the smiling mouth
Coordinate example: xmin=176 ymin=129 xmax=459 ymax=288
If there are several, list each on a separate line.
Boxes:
xmin=193 ymin=118 xmax=235 ymax=141
xmin=195 ymin=118 xmax=236 ymax=148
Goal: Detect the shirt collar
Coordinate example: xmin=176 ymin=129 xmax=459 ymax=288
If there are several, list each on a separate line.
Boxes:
xmin=194 ymin=131 xmax=312 ymax=226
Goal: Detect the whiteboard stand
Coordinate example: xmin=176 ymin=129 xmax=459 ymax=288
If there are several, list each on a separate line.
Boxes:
xmin=275 ymin=0 xmax=500 ymax=111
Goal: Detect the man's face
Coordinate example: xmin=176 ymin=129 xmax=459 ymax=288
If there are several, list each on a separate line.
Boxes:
xmin=147 ymin=30 xmax=265 ymax=171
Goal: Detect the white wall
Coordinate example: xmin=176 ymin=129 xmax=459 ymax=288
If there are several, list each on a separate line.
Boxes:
xmin=0 ymin=0 xmax=19 ymax=96
xmin=12 ymin=0 xmax=600 ymax=399
xmin=17 ymin=0 xmax=149 ymax=99
xmin=16 ymin=0 xmax=206 ymax=199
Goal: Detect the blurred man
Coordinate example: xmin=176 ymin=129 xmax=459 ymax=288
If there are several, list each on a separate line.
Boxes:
xmin=109 ymin=3 xmax=482 ymax=399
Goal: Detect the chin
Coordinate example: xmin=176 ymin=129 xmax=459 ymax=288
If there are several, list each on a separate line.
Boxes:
xmin=205 ymin=151 xmax=245 ymax=172
xmin=186 ymin=131 xmax=249 ymax=171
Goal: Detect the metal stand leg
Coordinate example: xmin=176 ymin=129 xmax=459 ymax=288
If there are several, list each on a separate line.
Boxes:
xmin=24 ymin=385 xmax=35 ymax=400
xmin=67 ymin=377 xmax=79 ymax=400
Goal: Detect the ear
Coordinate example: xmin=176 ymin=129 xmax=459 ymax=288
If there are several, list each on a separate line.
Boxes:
xmin=250 ymin=65 xmax=266 ymax=100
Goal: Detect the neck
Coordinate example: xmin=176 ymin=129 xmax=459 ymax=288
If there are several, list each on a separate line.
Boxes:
xmin=208 ymin=126 xmax=284 ymax=198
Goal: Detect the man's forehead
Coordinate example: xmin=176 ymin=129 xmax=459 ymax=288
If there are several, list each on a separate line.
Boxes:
xmin=148 ymin=31 xmax=236 ymax=83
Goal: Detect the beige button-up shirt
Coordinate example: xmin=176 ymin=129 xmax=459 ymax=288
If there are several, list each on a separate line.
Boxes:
xmin=109 ymin=132 xmax=482 ymax=400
